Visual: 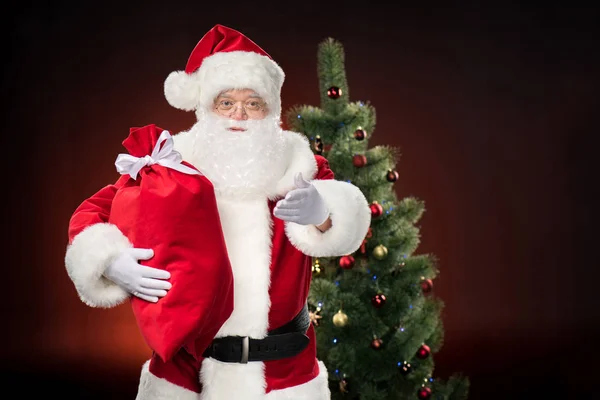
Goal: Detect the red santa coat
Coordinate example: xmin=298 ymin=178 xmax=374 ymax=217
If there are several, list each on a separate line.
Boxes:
xmin=64 ymin=130 xmax=371 ymax=400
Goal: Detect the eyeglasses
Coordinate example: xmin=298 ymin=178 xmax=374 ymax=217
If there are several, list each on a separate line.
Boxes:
xmin=214 ymin=99 xmax=268 ymax=118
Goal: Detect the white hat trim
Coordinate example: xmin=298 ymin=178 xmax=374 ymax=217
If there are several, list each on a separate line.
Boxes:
xmin=164 ymin=51 xmax=285 ymax=116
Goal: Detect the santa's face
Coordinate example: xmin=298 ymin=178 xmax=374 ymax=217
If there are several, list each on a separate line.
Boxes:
xmin=212 ymin=88 xmax=269 ymax=125
xmin=188 ymin=89 xmax=288 ymax=198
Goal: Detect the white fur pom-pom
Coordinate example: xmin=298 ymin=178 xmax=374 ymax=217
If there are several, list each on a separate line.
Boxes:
xmin=164 ymin=70 xmax=202 ymax=111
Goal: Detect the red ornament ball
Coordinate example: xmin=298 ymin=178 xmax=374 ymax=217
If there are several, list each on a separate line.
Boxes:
xmin=371 ymin=293 xmax=386 ymax=308
xmin=354 ymin=128 xmax=367 ymax=141
xmin=420 ymin=278 xmax=433 ymax=294
xmin=417 ymin=387 xmax=432 ymax=399
xmin=327 ymin=86 xmax=342 ymax=99
xmin=370 ymin=202 xmax=383 ymax=218
xmin=352 ymin=154 xmax=367 ymax=167
xmin=386 ymin=169 xmax=399 ymax=182
xmin=371 ymin=337 xmax=383 ymax=349
xmin=416 ymin=344 xmax=431 ymax=359
xmin=339 ymin=255 xmax=355 ymax=269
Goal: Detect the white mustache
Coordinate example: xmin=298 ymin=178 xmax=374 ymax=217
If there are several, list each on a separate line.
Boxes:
xmin=209 ymin=113 xmax=281 ymax=131
xmin=218 ymin=119 xmax=249 ymax=129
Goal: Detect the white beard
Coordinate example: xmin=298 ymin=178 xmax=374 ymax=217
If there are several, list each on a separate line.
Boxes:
xmin=187 ymin=111 xmax=288 ymax=199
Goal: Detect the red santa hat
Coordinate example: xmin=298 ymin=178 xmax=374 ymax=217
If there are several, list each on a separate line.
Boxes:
xmin=164 ymin=24 xmax=285 ymax=117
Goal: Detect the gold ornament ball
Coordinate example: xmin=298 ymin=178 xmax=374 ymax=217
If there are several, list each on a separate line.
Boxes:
xmin=332 ymin=310 xmax=349 ymax=327
xmin=373 ymin=244 xmax=388 ymax=260
xmin=312 ymin=259 xmax=321 ymax=275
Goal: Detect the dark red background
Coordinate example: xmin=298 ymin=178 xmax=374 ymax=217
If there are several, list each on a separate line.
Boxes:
xmin=4 ymin=2 xmax=598 ymax=399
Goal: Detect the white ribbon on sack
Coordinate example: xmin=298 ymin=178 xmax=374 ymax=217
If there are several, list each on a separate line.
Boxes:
xmin=115 ymin=130 xmax=201 ymax=179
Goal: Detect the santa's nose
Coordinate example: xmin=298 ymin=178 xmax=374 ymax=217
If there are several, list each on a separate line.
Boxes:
xmin=229 ymin=106 xmax=248 ymax=121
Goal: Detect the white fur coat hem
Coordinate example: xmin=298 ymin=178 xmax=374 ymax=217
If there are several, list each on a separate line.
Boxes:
xmin=134 ymin=359 xmax=331 ymax=400
xmin=136 ymin=360 xmax=199 ymax=400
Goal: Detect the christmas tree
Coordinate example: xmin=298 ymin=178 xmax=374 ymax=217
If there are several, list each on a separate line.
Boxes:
xmin=285 ymin=38 xmax=470 ymax=400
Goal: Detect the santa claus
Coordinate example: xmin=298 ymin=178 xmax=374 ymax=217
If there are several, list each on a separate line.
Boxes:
xmin=64 ymin=24 xmax=371 ymax=399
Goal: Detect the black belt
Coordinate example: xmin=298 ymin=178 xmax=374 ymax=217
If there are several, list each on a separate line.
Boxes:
xmin=202 ymin=303 xmax=310 ymax=363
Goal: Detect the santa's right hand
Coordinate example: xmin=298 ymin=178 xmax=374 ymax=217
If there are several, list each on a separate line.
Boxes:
xmin=103 ymin=248 xmax=172 ymax=303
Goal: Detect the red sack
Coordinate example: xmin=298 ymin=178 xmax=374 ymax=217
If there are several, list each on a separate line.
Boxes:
xmin=108 ymin=124 xmax=233 ymax=362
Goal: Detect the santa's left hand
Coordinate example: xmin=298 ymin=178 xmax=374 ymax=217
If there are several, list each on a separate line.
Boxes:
xmin=274 ymin=172 xmax=330 ymax=226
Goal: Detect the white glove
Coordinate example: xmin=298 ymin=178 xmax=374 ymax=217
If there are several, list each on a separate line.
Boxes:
xmin=274 ymin=172 xmax=329 ymax=226
xmin=104 ymin=248 xmax=172 ymax=303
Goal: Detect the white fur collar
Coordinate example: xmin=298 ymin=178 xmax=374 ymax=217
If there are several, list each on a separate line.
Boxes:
xmin=172 ymin=129 xmax=317 ymax=200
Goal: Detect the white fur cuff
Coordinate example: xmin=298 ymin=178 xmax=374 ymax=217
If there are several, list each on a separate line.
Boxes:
xmin=284 ymin=180 xmax=371 ymax=257
xmin=136 ymin=360 xmax=200 ymax=400
xmin=64 ymin=223 xmax=132 ymax=308
xmin=265 ymin=360 xmax=331 ymax=400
